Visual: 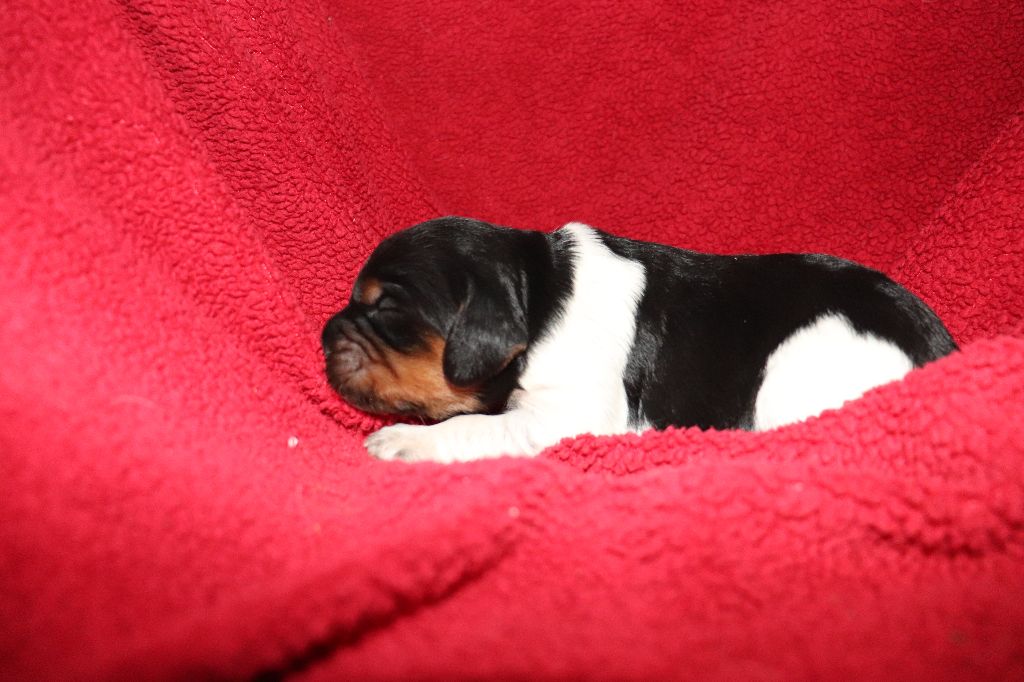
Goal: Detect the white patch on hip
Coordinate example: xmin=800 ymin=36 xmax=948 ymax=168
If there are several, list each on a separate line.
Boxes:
xmin=753 ymin=313 xmax=913 ymax=431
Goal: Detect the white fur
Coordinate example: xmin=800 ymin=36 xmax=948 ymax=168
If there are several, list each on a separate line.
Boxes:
xmin=365 ymin=223 xmax=646 ymax=463
xmin=752 ymin=313 xmax=913 ymax=430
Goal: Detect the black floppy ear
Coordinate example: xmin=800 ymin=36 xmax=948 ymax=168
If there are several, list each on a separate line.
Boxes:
xmin=443 ymin=278 xmax=527 ymax=388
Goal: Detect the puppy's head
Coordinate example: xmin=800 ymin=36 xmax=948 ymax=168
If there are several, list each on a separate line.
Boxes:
xmin=322 ymin=217 xmax=533 ymax=420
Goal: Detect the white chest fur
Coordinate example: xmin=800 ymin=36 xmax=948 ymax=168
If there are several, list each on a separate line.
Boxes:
xmin=508 ymin=223 xmax=647 ymax=438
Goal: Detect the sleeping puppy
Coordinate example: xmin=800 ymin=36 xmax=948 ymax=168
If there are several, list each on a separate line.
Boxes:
xmin=322 ymin=217 xmax=956 ymax=463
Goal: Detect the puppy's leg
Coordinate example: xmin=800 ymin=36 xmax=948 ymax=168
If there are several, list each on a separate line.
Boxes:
xmin=365 ymin=410 xmax=562 ymax=463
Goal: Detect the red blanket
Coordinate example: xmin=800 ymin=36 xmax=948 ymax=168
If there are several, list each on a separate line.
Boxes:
xmin=3 ymin=1 xmax=1024 ymax=679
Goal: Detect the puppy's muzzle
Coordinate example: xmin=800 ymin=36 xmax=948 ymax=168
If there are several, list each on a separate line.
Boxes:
xmin=322 ymin=312 xmax=380 ymax=405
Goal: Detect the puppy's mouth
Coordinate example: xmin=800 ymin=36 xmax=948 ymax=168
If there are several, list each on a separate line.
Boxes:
xmin=323 ymin=319 xmax=428 ymax=417
xmin=323 ymin=310 xmax=485 ymax=421
xmin=328 ymin=380 xmax=423 ymax=417
xmin=325 ymin=326 xmax=383 ymax=399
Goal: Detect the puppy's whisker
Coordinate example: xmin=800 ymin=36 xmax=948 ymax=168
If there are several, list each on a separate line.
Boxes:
xmin=342 ymin=330 xmax=379 ymax=361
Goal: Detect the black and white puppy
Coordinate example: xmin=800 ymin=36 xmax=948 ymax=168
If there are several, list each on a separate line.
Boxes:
xmin=322 ymin=217 xmax=956 ymax=462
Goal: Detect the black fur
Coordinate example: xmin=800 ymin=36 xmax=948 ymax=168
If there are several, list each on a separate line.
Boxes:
xmin=595 ymin=232 xmax=957 ymax=430
xmin=322 ymin=217 xmax=575 ymax=415
xmin=323 ymin=217 xmax=957 ymax=428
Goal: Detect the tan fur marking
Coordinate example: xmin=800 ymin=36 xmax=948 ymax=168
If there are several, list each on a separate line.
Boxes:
xmin=355 ymin=277 xmax=382 ymax=305
xmin=359 ymin=335 xmax=483 ymax=419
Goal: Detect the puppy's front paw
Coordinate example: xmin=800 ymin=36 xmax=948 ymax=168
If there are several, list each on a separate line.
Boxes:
xmin=364 ymin=424 xmax=442 ymax=462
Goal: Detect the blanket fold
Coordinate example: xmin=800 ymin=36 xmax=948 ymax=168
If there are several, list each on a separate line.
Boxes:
xmin=2 ymin=0 xmax=1023 ymax=679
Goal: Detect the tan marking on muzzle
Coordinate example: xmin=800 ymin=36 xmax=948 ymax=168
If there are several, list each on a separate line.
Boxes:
xmin=347 ymin=334 xmax=483 ymax=420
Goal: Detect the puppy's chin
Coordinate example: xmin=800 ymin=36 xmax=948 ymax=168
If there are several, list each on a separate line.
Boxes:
xmin=324 ymin=358 xmax=400 ymax=415
xmin=325 ymin=349 xmax=482 ymax=421
xmin=337 ymin=390 xmax=426 ymax=419
xmin=328 ymin=380 xmax=462 ymax=421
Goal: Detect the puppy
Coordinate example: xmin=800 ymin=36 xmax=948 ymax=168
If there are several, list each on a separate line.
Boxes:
xmin=322 ymin=217 xmax=956 ymax=462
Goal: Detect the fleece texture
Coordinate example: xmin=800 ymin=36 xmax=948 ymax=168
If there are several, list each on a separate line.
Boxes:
xmin=2 ymin=0 xmax=1024 ymax=679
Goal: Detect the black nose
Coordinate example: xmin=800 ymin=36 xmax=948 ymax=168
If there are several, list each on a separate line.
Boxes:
xmin=322 ymin=312 xmax=347 ymax=356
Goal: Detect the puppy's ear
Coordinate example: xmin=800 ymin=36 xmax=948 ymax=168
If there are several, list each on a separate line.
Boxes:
xmin=443 ymin=278 xmax=527 ymax=388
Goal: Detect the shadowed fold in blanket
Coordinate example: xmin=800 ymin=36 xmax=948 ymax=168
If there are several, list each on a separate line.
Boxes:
xmin=2 ymin=0 xmax=1023 ymax=679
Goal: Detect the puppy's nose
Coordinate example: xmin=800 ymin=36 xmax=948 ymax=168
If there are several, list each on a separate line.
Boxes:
xmin=321 ymin=312 xmax=348 ymax=356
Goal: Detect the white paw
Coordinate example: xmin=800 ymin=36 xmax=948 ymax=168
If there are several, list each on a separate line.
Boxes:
xmin=364 ymin=424 xmax=444 ymax=462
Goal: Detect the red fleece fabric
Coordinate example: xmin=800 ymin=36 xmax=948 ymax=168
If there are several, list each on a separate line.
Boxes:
xmin=2 ymin=1 xmax=1024 ymax=679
